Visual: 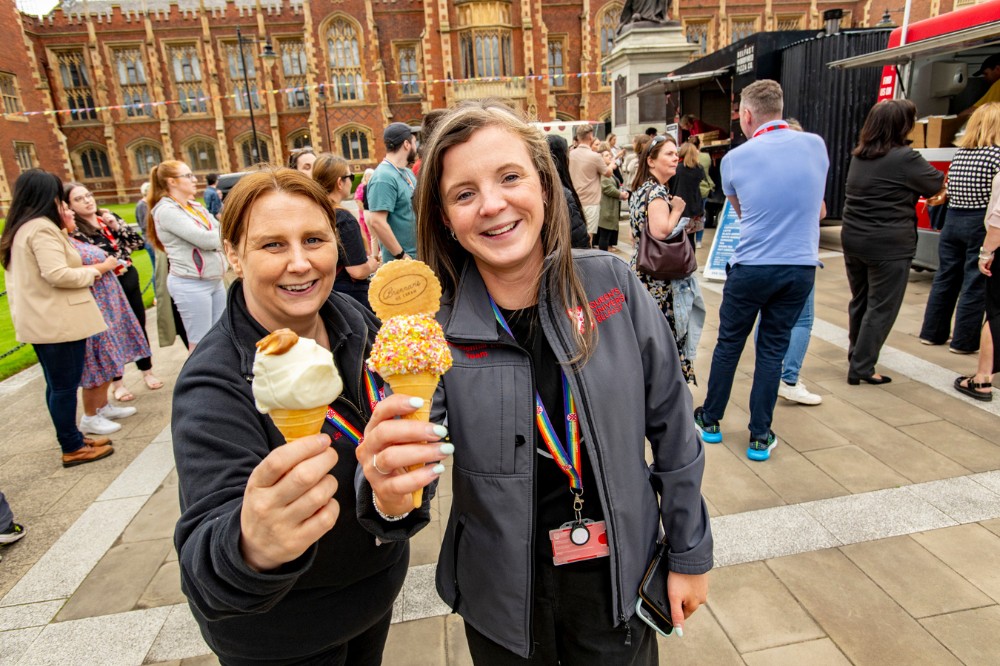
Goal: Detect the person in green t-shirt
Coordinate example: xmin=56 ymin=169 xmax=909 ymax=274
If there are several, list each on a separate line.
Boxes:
xmin=367 ymin=123 xmax=419 ymax=263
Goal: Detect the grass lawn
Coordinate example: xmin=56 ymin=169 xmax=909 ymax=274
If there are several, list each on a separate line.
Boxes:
xmin=0 ymin=200 xmax=157 ymax=381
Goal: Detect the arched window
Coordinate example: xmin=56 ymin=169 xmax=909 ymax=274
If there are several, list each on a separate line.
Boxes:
xmin=598 ymin=4 xmax=622 ymax=87
xmin=336 ymin=125 xmax=372 ymax=162
xmin=288 ymin=130 xmax=312 ymax=150
xmin=326 ymin=18 xmax=364 ymax=102
xmin=237 ymin=134 xmax=272 ymax=168
xmin=184 ymin=138 xmax=219 ymax=172
xmin=76 ymin=145 xmax=111 ymax=179
xmin=132 ymin=142 xmax=162 ymax=177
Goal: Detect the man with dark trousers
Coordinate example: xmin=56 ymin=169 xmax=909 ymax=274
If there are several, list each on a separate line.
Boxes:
xmin=693 ymin=80 xmax=829 ymax=462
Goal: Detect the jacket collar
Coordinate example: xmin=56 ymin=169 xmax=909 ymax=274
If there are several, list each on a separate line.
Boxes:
xmin=221 ymin=281 xmax=357 ymax=380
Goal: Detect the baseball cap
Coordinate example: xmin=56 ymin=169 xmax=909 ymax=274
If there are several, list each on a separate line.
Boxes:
xmin=972 ymin=53 xmax=1000 ymax=77
xmin=383 ymin=122 xmax=413 ymax=149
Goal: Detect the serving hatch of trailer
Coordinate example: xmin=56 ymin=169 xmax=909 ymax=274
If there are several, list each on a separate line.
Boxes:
xmin=828 ymin=0 xmax=1000 ymax=270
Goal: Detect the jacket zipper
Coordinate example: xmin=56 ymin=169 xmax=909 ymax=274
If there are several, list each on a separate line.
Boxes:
xmin=540 ymin=295 xmax=627 ymax=628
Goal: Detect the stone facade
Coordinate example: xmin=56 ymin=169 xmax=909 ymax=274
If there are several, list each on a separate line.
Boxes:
xmin=1 ymin=0 xmax=961 ymax=205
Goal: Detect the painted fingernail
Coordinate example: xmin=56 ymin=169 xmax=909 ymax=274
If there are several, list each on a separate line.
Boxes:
xmin=439 ymin=443 xmax=455 ymax=455
xmin=431 ymin=424 xmax=448 ymax=438
xmin=409 ymin=397 xmax=425 ymax=408
xmin=431 ymin=464 xmax=445 ymax=474
xmin=674 ymin=626 xmax=684 ymax=638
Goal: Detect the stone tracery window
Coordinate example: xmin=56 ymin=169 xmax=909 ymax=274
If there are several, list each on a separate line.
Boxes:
xmin=222 ymin=41 xmax=261 ymax=112
xmin=337 ymin=125 xmax=371 ymax=163
xmin=57 ymin=50 xmax=97 ymax=121
xmin=279 ymin=38 xmax=310 ymax=109
xmin=456 ymin=1 xmax=514 ymax=80
xmin=326 ymin=18 xmax=364 ymax=103
xmin=112 ymin=47 xmax=153 ymax=118
xmin=168 ymin=45 xmax=208 ymax=115
xmin=598 ymin=3 xmax=622 ymax=88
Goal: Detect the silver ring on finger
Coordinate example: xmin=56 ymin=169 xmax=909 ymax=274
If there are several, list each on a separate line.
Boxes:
xmin=372 ymin=451 xmax=391 ymax=476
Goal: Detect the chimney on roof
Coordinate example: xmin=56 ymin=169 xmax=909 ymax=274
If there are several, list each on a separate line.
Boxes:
xmin=824 ymin=9 xmax=845 ymax=34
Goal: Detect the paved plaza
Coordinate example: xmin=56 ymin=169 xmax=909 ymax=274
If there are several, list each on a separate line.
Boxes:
xmin=2 ymin=224 xmax=1000 ymax=665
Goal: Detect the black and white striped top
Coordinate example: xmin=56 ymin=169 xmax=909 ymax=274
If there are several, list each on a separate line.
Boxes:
xmin=947 ymin=146 xmax=1000 ymax=209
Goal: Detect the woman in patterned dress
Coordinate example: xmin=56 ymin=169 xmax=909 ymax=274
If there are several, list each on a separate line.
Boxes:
xmin=64 ymin=182 xmax=162 ymax=401
xmin=629 ymin=135 xmax=696 ymax=383
xmin=59 ymin=204 xmax=150 ymax=436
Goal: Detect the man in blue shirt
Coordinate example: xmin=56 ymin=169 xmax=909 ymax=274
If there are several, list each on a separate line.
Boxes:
xmin=203 ymin=173 xmax=222 ymax=217
xmin=367 ymin=123 xmax=418 ymax=262
xmin=694 ymin=80 xmax=829 ymax=462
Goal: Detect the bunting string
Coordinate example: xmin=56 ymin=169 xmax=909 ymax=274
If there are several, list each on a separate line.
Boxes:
xmin=9 ymin=71 xmax=606 ymax=117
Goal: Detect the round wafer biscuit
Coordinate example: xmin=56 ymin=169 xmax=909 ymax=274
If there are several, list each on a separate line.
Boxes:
xmin=368 ymin=260 xmax=442 ymax=319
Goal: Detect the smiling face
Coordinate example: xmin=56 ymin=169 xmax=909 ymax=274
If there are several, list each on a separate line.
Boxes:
xmin=67 ymin=185 xmax=97 ymax=219
xmin=440 ymin=126 xmax=546 ymax=286
xmin=647 ymin=139 xmax=679 ymax=184
xmin=225 ymin=191 xmax=338 ymax=334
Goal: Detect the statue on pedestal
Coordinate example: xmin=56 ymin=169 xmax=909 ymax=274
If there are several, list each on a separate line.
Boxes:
xmin=617 ymin=0 xmax=677 ymax=33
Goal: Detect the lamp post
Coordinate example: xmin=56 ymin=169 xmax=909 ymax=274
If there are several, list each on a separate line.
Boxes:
xmin=316 ymin=83 xmax=332 ymax=151
xmin=236 ymin=26 xmax=277 ymax=164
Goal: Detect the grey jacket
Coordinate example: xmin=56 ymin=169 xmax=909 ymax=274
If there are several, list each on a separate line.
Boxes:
xmin=358 ymin=251 xmax=712 ymax=657
xmin=152 ymin=197 xmax=225 ymax=280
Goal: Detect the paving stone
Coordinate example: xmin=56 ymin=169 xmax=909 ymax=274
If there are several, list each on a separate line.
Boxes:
xmin=444 ymin=613 xmax=473 ymax=666
xmin=136 ymin=561 xmax=186 ymax=610
xmin=46 ymin=470 xmax=121 ymax=516
xmin=801 ymin=488 xmax=955 ymax=545
xmin=384 ymin=616 xmax=446 ymax=666
xmin=408 ymin=517 xmax=443 ymax=567
xmin=0 ymin=625 xmax=44 ymax=666
xmin=767 ymin=549 xmax=962 ymax=666
xmin=98 ymin=434 xmax=175 ymax=501
xmin=920 ymin=606 xmax=1000 ymax=666
xmin=802 ymin=445 xmax=908 ymax=494
xmin=17 ymin=606 xmax=170 ymax=666
xmin=898 ymin=421 xmax=1000 ymax=473
xmin=972 ymin=470 xmax=1000 ymax=495
xmin=0 ymin=511 xmax=81 ymax=601
xmin=398 ymin=563 xmax=450 ymax=622
xmin=819 ymin=379 xmax=940 ymax=427
xmin=706 ymin=562 xmax=824 ymax=653
xmin=981 ymin=518 xmax=1000 ymax=538
xmin=841 ymin=535 xmax=993 ymax=618
xmin=180 ymin=655 xmax=220 ymax=666
xmin=0 ymin=600 xmax=62 ymax=631
xmin=120 ymin=485 xmax=181 ymax=544
xmin=653 ymin=605 xmax=743 ymax=666
xmin=701 ymin=444 xmax=784 ymax=516
xmin=768 ymin=407 xmax=851 ymax=453
xmin=145 ymin=603 xmax=211 ymax=663
xmin=711 ymin=505 xmax=839 ymax=567
xmin=909 ymin=476 xmax=1000 ymax=523
xmin=887 ymin=382 xmax=1000 ymax=446
xmin=912 ymin=524 xmax=1000 ymax=602
xmin=57 ymin=538 xmax=171 ymax=621
xmin=742 ymin=638 xmax=852 ymax=666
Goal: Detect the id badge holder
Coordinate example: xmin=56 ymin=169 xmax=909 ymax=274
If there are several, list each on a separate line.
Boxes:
xmin=549 ymin=519 xmax=610 ymax=566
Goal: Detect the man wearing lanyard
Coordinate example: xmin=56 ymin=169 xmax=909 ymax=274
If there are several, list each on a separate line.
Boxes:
xmin=367 ymin=123 xmax=419 ymax=263
xmin=693 ymin=80 xmax=829 ymax=462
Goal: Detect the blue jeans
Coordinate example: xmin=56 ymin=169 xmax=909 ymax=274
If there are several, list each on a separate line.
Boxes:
xmin=782 ymin=286 xmax=814 ymax=384
xmin=0 ymin=490 xmax=13 ymax=531
xmin=672 ymin=276 xmax=706 ymax=362
xmin=919 ymin=208 xmax=987 ymax=352
xmin=144 ymin=242 xmax=156 ymax=274
xmin=704 ymin=264 xmax=815 ymax=439
xmin=33 ymin=340 xmax=87 ymax=454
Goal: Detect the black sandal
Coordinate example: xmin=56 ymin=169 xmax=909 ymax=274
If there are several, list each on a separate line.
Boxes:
xmin=953 ymin=375 xmax=993 ymax=402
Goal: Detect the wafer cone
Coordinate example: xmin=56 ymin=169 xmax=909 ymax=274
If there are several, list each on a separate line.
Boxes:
xmin=384 ymin=372 xmax=440 ymax=510
xmin=270 ymin=406 xmax=329 ymax=442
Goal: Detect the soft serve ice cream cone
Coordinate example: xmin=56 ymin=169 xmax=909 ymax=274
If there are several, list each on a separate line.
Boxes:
xmin=368 ymin=261 xmax=453 ymax=509
xmin=253 ymin=329 xmax=343 ymax=442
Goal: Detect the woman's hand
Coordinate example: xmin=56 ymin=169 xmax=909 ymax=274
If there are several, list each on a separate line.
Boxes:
xmin=239 ymin=434 xmax=341 ymax=572
xmin=357 ymin=394 xmax=451 ymax=517
xmin=100 ymin=210 xmax=119 ymax=230
xmin=667 ymin=572 xmax=709 ymax=635
xmin=97 ymin=255 xmax=120 ymax=274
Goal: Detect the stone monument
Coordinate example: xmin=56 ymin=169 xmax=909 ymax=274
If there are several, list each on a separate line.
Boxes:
xmin=605 ymin=3 xmax=698 ymax=142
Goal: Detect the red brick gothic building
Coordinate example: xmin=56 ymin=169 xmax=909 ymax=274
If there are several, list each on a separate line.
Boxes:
xmin=0 ymin=0 xmax=965 ymax=206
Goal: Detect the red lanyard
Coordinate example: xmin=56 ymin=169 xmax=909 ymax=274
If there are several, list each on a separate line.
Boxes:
xmin=97 ymin=220 xmax=119 ymax=253
xmin=752 ymin=121 xmax=789 ymax=138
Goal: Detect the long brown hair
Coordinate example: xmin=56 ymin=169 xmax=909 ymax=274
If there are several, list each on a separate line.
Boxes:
xmin=145 ymin=159 xmax=189 ymax=251
xmin=631 ymin=135 xmax=677 ymax=190
xmin=0 ymin=170 xmax=64 ymax=269
xmin=415 ymin=99 xmax=597 ymax=363
xmin=311 ymin=153 xmax=350 ymax=204
xmin=853 ymin=99 xmax=916 ymax=160
xmin=220 ymin=167 xmax=339 ymax=253
xmin=61 ymin=181 xmax=100 ymax=237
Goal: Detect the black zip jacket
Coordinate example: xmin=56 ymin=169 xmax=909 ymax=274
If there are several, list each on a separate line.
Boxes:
xmin=173 ymin=283 xmax=421 ymax=664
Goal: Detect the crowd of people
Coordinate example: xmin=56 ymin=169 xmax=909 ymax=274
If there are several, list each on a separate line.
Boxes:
xmin=3 ymin=77 xmax=999 ymax=661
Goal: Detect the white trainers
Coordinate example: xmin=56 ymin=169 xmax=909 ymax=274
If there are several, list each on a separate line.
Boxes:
xmin=80 ymin=414 xmax=122 ymax=435
xmin=778 ymin=381 xmax=822 ymax=405
xmin=696 ymin=241 xmax=703 ymax=249
xmin=98 ymin=403 xmax=137 ymax=420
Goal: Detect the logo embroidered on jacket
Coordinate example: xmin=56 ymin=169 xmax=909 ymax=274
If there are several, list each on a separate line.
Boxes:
xmin=451 ymin=342 xmax=494 ymax=360
xmin=588 ymin=288 xmax=626 ymax=323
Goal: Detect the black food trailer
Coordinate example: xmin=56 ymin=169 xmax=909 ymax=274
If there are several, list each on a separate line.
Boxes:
xmin=627 ymin=23 xmax=891 ymax=220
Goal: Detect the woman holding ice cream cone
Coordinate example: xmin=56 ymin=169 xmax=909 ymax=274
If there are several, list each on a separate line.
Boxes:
xmin=171 ymin=168 xmax=448 ymax=665
xmin=357 ymin=100 xmax=713 ymax=663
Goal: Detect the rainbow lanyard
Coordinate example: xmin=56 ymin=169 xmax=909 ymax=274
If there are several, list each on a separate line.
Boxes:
xmin=752 ymin=121 xmax=790 ymax=138
xmin=489 ymin=296 xmax=583 ymax=491
xmin=325 ymin=367 xmax=383 ymax=447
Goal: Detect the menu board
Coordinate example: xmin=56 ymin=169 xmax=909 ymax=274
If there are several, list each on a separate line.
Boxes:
xmin=703 ymin=200 xmax=740 ymax=281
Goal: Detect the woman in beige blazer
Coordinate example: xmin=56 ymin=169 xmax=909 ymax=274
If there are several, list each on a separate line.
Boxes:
xmin=0 ymin=170 xmax=118 ymax=468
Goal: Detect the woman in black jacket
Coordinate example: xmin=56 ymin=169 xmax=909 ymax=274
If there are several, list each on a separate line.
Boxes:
xmin=546 ymin=134 xmax=592 ymax=249
xmin=172 ymin=169 xmax=447 ymax=665
xmin=842 ymin=100 xmax=944 ymax=384
xmin=669 ymin=142 xmax=706 ymax=250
